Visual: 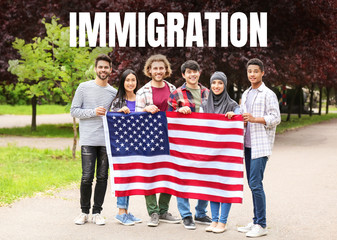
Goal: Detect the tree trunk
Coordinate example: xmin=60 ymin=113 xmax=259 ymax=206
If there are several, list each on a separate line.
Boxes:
xmin=287 ymin=86 xmax=299 ymax=121
xmin=318 ymin=87 xmax=322 ymax=115
xmin=298 ymin=87 xmax=302 ymax=118
xmin=236 ymin=82 xmax=242 ymax=104
xmin=326 ymin=87 xmax=330 ymax=114
xmin=31 ymin=95 xmax=37 ymax=132
xmin=228 ymin=83 xmax=235 ymax=100
xmin=309 ymin=84 xmax=314 ymax=117
xmin=72 ymin=117 xmax=78 ymax=159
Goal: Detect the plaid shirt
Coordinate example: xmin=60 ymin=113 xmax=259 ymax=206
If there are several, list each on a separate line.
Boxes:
xmin=167 ymin=82 xmax=209 ymax=112
xmin=135 ymin=80 xmax=176 ymax=112
xmin=240 ymin=82 xmax=281 ymax=159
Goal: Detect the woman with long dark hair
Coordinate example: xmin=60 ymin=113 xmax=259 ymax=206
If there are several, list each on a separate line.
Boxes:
xmin=111 ymin=69 xmax=139 ymax=113
xmin=110 ymin=69 xmax=141 ymax=225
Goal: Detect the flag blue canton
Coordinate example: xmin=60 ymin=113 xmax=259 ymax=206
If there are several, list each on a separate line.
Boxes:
xmin=106 ymin=111 xmax=170 ymax=157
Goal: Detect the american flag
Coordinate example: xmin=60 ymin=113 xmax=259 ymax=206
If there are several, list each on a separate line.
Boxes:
xmin=103 ymin=111 xmax=244 ymax=203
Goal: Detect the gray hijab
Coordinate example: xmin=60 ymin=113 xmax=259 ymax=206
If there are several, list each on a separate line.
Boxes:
xmin=202 ymin=71 xmax=239 ymax=114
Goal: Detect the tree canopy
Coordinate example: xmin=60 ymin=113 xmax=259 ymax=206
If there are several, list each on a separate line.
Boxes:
xmin=2 ymin=0 xmax=336 ymax=104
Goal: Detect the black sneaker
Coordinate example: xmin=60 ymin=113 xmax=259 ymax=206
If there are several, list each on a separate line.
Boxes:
xmin=194 ymin=215 xmax=212 ymax=225
xmin=183 ymin=216 xmax=196 ymax=230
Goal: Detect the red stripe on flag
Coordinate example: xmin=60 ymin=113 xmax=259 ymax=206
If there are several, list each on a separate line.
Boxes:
xmin=168 ymin=123 xmax=244 ymax=135
xmin=115 ymin=175 xmax=243 ymax=191
xmin=114 ymin=162 xmax=243 ymax=178
xmin=169 ymin=137 xmax=243 ymax=149
xmin=115 ymin=188 xmax=243 ymax=203
xmin=170 ymin=150 xmax=243 ymax=164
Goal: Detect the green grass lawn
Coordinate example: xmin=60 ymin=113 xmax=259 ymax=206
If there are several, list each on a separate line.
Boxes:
xmin=0 ymin=123 xmax=76 ymax=138
xmin=277 ymin=113 xmax=337 ymax=134
xmin=320 ymin=103 xmax=337 ymax=112
xmin=0 ymin=146 xmax=81 ymax=206
xmin=0 ymin=104 xmax=68 ymax=115
xmin=328 ymin=106 xmax=337 ymax=112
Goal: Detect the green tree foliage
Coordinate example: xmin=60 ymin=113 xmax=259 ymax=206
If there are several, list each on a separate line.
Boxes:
xmin=8 ymin=34 xmax=54 ymax=131
xmin=42 ymin=17 xmax=111 ymax=105
xmin=8 ymin=16 xmax=112 ymax=158
xmin=0 ymin=0 xmax=97 ymax=93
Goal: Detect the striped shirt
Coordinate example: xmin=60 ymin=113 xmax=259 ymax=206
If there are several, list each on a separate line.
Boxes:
xmin=240 ymin=82 xmax=281 ymax=159
xmin=70 ymin=80 xmax=117 ymax=146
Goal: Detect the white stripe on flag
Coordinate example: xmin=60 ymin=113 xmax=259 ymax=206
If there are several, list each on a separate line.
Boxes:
xmin=169 ymin=143 xmax=243 ymax=157
xmin=113 ymin=168 xmax=244 ymax=185
xmin=103 ymin=115 xmax=116 ymax=194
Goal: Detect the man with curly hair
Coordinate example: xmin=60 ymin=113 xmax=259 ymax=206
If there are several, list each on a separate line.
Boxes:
xmin=136 ymin=54 xmax=180 ymax=227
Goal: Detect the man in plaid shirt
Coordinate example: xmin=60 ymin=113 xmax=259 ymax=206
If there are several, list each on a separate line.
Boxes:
xmin=168 ymin=60 xmax=211 ymax=230
xmin=167 ymin=60 xmax=209 ymax=114
xmin=237 ymin=58 xmax=281 ymax=238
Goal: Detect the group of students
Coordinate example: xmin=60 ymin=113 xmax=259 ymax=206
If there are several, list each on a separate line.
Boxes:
xmin=70 ymin=53 xmax=280 ymax=238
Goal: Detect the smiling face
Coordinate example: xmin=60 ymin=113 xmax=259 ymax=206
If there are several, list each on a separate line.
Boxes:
xmin=149 ymin=61 xmax=166 ymax=82
xmin=247 ymin=64 xmax=264 ymax=89
xmin=211 ymin=79 xmax=225 ymax=95
xmin=124 ymin=73 xmax=137 ymax=93
xmin=182 ymin=68 xmax=200 ymax=89
xmin=95 ymin=60 xmax=112 ymax=81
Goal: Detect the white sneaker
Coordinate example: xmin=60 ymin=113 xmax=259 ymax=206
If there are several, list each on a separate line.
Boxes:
xmin=246 ymin=224 xmax=268 ymax=237
xmin=237 ymin=222 xmax=254 ymax=233
xmin=74 ymin=213 xmax=88 ymax=225
xmin=92 ymin=213 xmax=106 ymax=225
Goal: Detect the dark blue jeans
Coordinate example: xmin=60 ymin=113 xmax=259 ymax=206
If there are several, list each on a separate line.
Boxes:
xmin=245 ymin=147 xmax=268 ymax=228
xmin=80 ymin=146 xmax=109 ymax=214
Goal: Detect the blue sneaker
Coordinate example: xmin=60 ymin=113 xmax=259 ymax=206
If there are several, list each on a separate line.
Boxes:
xmin=127 ymin=213 xmax=142 ymax=223
xmin=115 ymin=213 xmax=135 ymax=226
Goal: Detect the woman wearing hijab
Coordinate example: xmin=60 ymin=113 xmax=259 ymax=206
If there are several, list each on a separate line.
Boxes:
xmin=200 ymin=71 xmax=240 ymax=115
xmin=200 ymin=71 xmax=240 ymax=233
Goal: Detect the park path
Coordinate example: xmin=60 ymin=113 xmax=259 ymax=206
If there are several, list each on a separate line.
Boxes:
xmin=0 ymin=113 xmax=76 ymax=128
xmin=0 ymin=115 xmax=336 ymax=239
xmin=0 ymin=114 xmax=77 ymax=149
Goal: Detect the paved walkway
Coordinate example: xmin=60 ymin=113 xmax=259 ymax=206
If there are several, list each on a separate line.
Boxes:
xmin=0 ymin=114 xmax=76 ymax=149
xmin=0 ymin=113 xmax=76 ymax=128
xmin=0 ymin=116 xmax=336 ymax=239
